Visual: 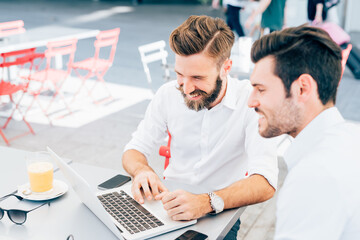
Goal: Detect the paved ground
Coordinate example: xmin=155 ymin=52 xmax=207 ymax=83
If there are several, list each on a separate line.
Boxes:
xmin=1 ymin=0 xmax=360 ymax=239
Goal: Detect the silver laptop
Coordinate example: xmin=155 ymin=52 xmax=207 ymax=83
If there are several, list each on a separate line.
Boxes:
xmin=47 ymin=147 xmax=196 ymax=240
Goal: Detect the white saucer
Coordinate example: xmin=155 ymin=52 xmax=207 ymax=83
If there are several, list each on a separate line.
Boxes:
xmin=17 ymin=179 xmax=68 ymax=201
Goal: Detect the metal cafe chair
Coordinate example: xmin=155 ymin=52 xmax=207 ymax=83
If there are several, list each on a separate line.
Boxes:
xmin=138 ymin=40 xmax=173 ymax=92
xmin=0 ymin=48 xmax=39 ymax=145
xmin=27 ymin=38 xmax=78 ymax=125
xmin=71 ymin=28 xmax=120 ymax=104
xmin=0 ymin=20 xmax=44 ymax=78
xmin=0 ymin=20 xmax=25 ymax=38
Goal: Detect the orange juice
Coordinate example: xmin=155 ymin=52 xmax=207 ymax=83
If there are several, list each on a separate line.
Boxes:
xmin=27 ymin=162 xmax=54 ymax=193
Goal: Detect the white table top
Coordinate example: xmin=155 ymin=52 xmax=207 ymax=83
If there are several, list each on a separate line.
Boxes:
xmin=0 ymin=25 xmax=99 ymax=54
xmin=0 ymin=146 xmax=244 ymax=240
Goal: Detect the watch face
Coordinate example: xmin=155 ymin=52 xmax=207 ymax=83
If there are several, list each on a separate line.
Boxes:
xmin=209 ymin=193 xmax=224 ymax=213
xmin=213 ymin=196 xmax=224 ymax=210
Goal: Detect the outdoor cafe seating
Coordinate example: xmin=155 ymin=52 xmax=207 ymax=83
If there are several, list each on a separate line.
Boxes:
xmin=0 ymin=20 xmax=25 ymax=38
xmin=27 ymin=38 xmax=78 ymax=125
xmin=138 ymin=40 xmax=173 ymax=92
xmin=71 ymin=28 xmax=120 ymax=104
xmin=0 ymin=48 xmax=38 ymax=145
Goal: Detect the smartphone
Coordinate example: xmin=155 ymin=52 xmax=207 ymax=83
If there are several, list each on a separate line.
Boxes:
xmin=97 ymin=174 xmax=131 ymax=190
xmin=175 ymin=230 xmax=208 ymax=240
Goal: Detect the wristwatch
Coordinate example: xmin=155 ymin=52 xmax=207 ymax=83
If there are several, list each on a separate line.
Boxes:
xmin=207 ymin=192 xmax=224 ymax=215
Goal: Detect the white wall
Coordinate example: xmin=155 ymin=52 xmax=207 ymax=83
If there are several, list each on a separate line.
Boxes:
xmin=344 ymin=0 xmax=360 ymax=32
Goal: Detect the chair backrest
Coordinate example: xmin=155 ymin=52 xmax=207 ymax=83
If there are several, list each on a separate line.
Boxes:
xmin=0 ymin=20 xmax=26 ymax=38
xmin=1 ymin=48 xmax=36 ymax=67
xmin=45 ymin=38 xmax=78 ymax=73
xmin=0 ymin=48 xmax=38 ymax=82
xmin=341 ymin=44 xmax=352 ymax=78
xmin=94 ymin=28 xmax=120 ymax=64
xmin=138 ymin=40 xmax=170 ymax=85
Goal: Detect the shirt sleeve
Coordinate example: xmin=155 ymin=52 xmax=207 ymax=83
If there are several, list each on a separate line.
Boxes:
xmin=123 ymin=85 xmax=168 ymax=160
xmin=275 ymin=160 xmax=347 ymax=240
xmin=244 ymin=106 xmax=279 ymax=190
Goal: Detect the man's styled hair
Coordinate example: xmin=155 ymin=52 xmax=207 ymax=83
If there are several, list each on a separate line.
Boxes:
xmin=169 ymin=15 xmax=235 ymax=69
xmin=251 ymin=25 xmax=342 ymax=105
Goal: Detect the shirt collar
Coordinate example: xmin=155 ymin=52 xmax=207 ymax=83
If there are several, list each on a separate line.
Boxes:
xmin=284 ymin=107 xmax=344 ymax=170
xmin=220 ymin=76 xmax=238 ymax=110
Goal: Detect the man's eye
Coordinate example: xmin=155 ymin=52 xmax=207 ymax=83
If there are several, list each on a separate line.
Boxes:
xmin=258 ymin=89 xmax=265 ymax=93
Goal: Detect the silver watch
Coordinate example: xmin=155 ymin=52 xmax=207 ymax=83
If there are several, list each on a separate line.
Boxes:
xmin=208 ymin=192 xmax=224 ymax=215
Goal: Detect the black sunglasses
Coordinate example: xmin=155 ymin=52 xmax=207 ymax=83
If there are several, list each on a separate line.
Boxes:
xmin=0 ymin=193 xmax=50 ymax=225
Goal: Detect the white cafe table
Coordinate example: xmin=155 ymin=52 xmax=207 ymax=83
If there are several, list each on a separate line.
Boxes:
xmin=0 ymin=146 xmax=245 ymax=240
xmin=0 ymin=25 xmax=99 ymax=73
xmin=0 ymin=25 xmax=99 ymax=54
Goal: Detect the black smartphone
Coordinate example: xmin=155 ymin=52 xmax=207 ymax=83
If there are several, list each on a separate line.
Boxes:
xmin=97 ymin=174 xmax=131 ymax=190
xmin=175 ymin=230 xmax=208 ymax=240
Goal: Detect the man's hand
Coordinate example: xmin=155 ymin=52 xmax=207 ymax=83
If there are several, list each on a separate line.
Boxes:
xmin=131 ymin=169 xmax=168 ymax=204
xmin=157 ymin=190 xmax=212 ymax=221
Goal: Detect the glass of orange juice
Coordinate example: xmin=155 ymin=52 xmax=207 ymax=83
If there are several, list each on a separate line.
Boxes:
xmin=26 ymin=151 xmax=54 ymax=193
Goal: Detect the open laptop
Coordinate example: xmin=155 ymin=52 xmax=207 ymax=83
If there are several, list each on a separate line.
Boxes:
xmin=47 ymin=147 xmax=196 ymax=240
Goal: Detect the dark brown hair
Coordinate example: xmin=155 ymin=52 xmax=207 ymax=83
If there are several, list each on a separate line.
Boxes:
xmin=251 ymin=24 xmax=342 ymax=105
xmin=169 ymin=15 xmax=234 ymax=68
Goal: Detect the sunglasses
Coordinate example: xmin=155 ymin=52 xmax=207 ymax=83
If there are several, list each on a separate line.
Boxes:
xmin=0 ymin=193 xmax=50 ymax=225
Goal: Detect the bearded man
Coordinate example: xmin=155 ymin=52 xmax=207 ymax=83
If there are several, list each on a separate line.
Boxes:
xmin=122 ymin=15 xmax=278 ymax=239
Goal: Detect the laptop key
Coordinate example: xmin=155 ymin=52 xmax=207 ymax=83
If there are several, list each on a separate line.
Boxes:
xmin=99 ymin=191 xmax=164 ymax=234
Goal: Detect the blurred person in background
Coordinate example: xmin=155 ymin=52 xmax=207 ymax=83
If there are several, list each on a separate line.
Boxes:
xmin=308 ymin=0 xmax=340 ymax=25
xmin=212 ymin=0 xmax=220 ymax=9
xmin=223 ymin=0 xmax=247 ymax=37
xmin=245 ymin=0 xmax=287 ymax=36
xmin=308 ymin=0 xmax=327 ymax=24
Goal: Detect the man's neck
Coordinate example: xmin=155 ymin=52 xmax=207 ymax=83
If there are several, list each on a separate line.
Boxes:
xmin=292 ymin=102 xmax=334 ymax=138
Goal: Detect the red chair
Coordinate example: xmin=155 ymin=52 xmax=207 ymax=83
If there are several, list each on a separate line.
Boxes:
xmin=0 ymin=48 xmax=38 ymax=145
xmin=0 ymin=20 xmax=25 ymax=38
xmin=28 ymin=38 xmax=78 ymax=124
xmin=71 ymin=28 xmax=120 ymax=104
xmin=0 ymin=20 xmax=44 ymax=77
xmin=341 ymin=44 xmax=352 ymax=79
xmin=159 ymin=130 xmax=172 ymax=179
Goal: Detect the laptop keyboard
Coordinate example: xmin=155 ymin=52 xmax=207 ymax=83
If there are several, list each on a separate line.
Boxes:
xmin=98 ymin=191 xmax=164 ymax=234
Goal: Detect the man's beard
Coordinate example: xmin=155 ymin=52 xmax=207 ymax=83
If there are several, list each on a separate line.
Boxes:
xmin=255 ymin=97 xmax=301 ymax=138
xmin=178 ymin=76 xmax=223 ymax=111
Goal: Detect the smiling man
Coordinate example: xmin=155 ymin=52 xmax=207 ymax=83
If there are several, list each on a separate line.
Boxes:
xmin=248 ymin=25 xmax=360 ymax=239
xmin=122 ymin=15 xmax=279 ymax=239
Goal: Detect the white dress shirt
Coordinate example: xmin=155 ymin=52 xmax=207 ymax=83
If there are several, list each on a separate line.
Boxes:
xmin=124 ymin=77 xmax=278 ymax=191
xmin=275 ymin=107 xmax=360 ymax=240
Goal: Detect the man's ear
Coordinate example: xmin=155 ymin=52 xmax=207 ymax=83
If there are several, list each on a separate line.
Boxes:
xmin=292 ymin=74 xmax=317 ymax=103
xmin=221 ymin=59 xmax=232 ymax=77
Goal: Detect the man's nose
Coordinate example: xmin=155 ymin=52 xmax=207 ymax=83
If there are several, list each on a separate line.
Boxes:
xmin=181 ymin=79 xmax=195 ymax=95
xmin=248 ymin=91 xmax=259 ymax=108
